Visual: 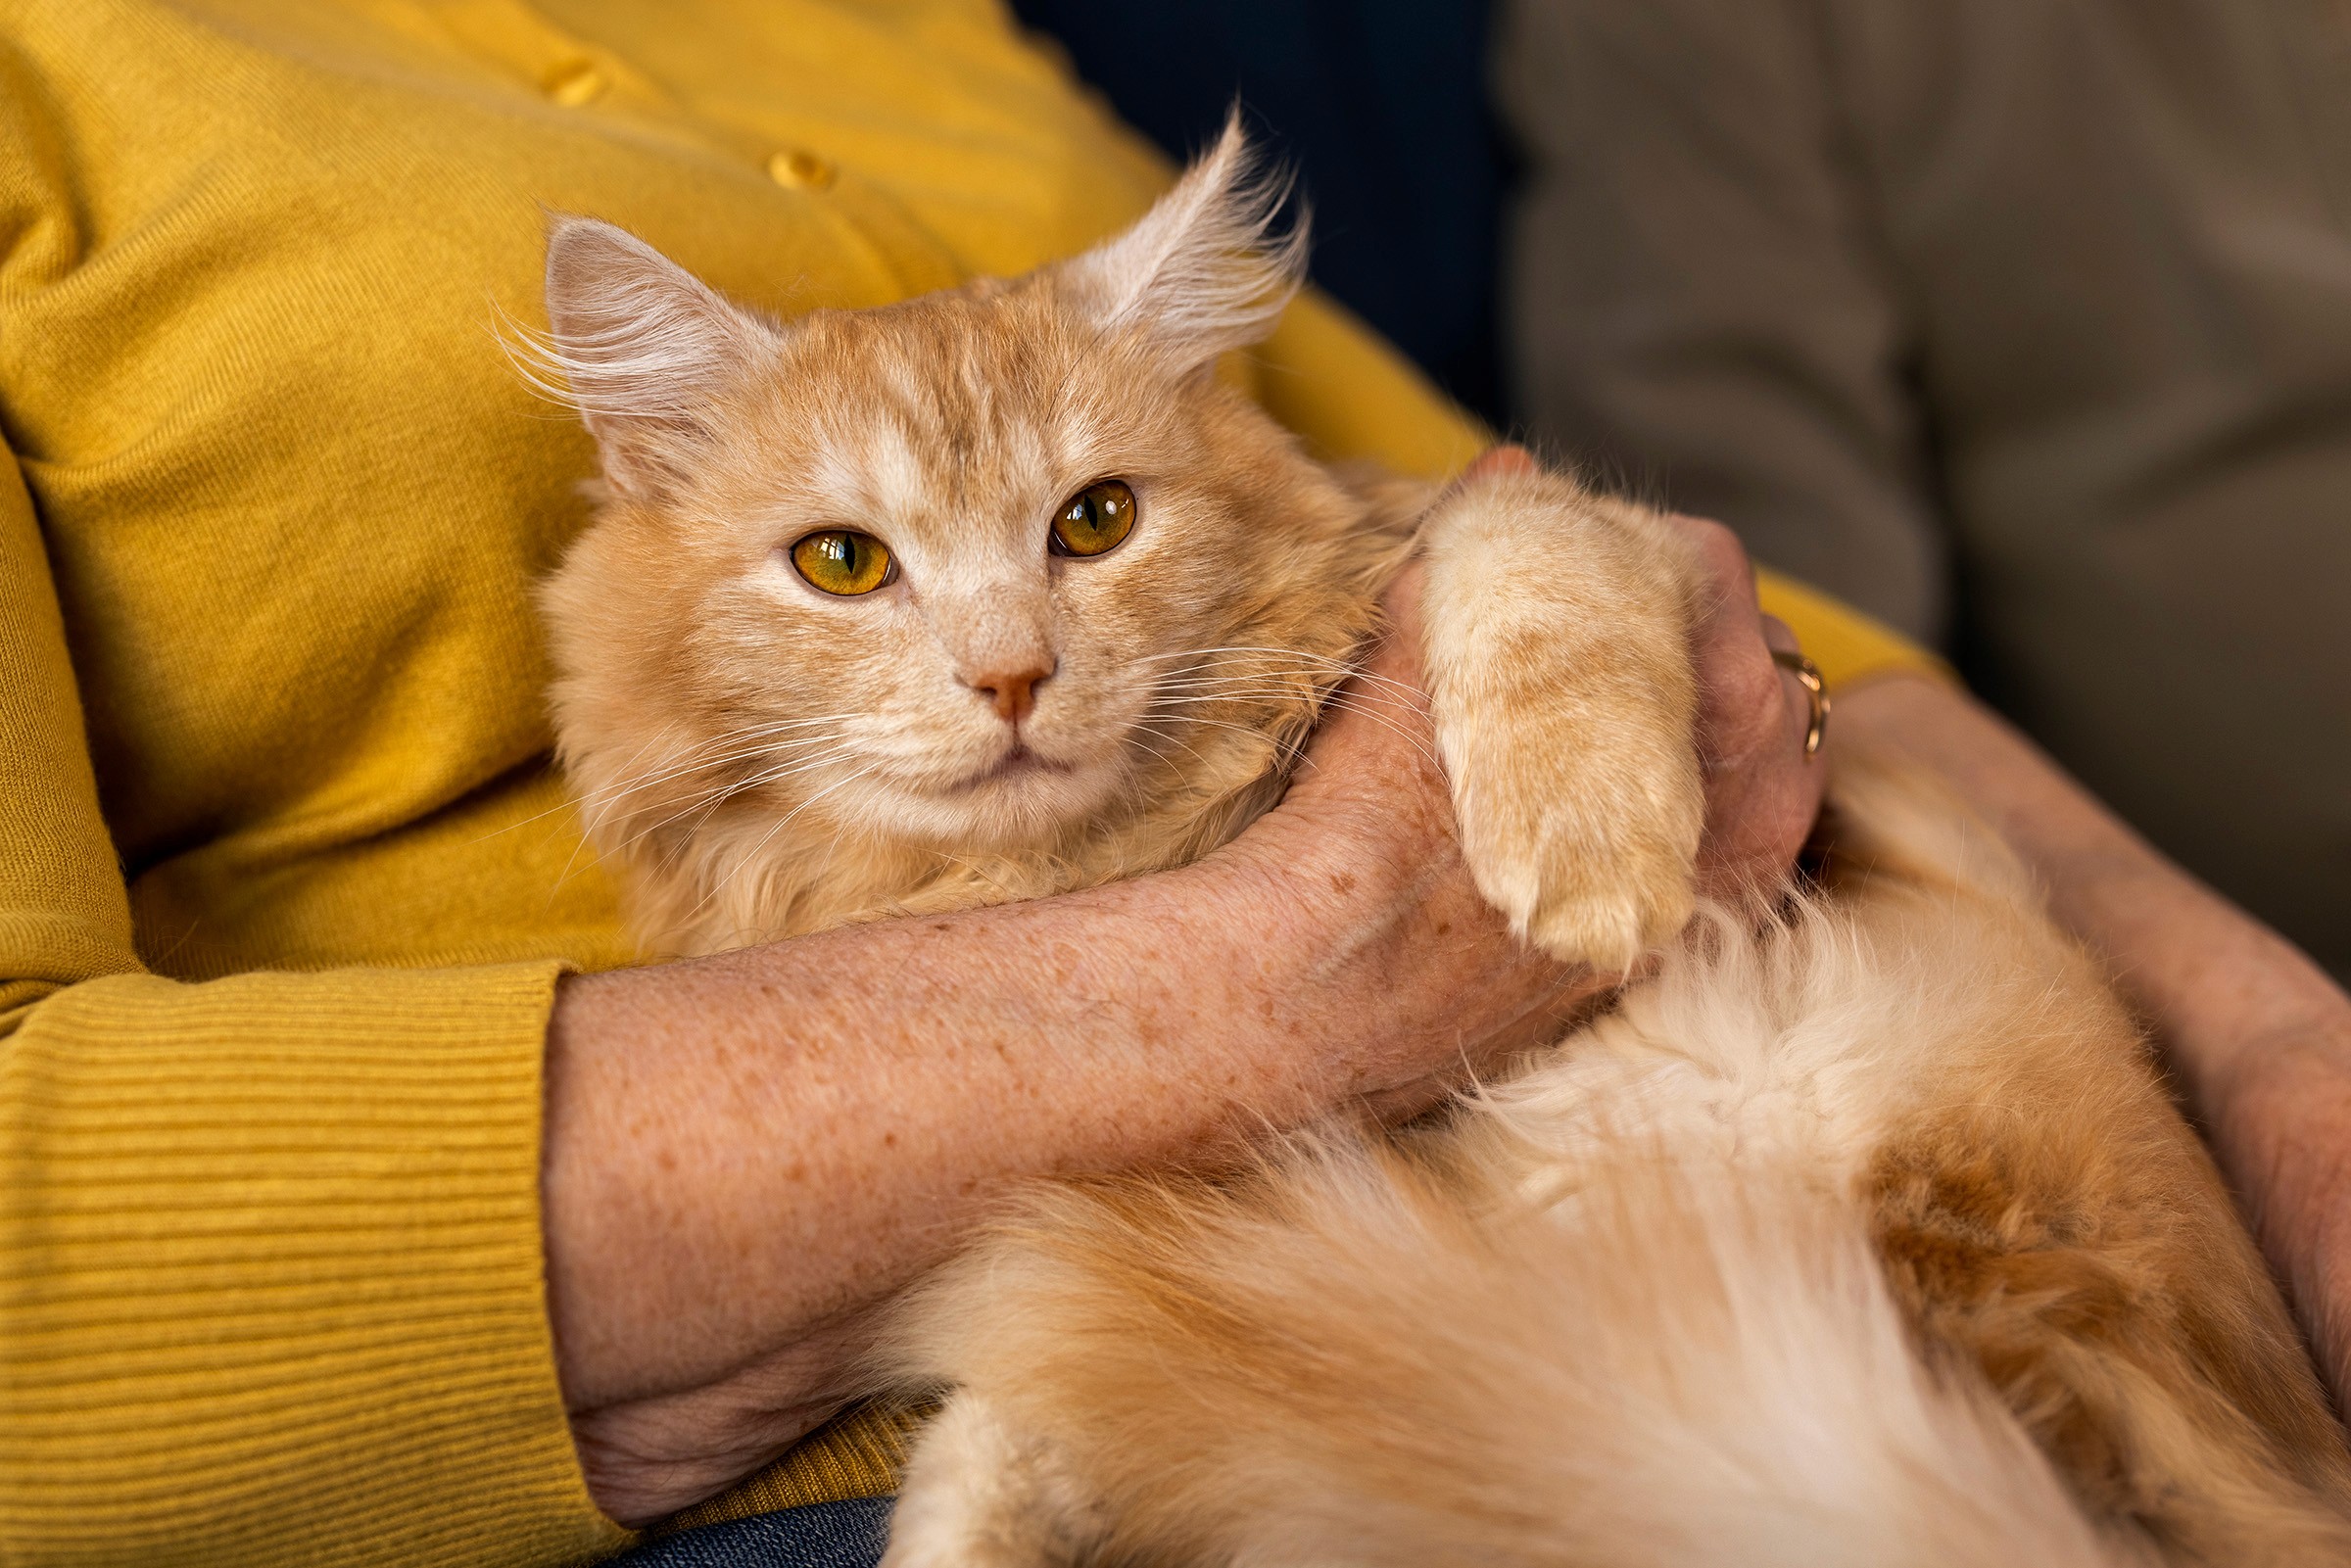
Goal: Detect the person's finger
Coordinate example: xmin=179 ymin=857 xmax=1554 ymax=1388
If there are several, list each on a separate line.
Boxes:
xmin=1458 ymin=443 xmax=1539 ymax=485
xmin=1370 ymin=559 xmax=1429 ymax=679
xmin=1674 ymin=513 xmax=1761 ymax=620
xmin=1758 ymin=613 xmax=1819 ymax=762
xmin=1692 ymin=601 xmax=1791 ymax=775
xmin=1283 ymin=564 xmax=1437 ymax=816
xmin=1672 ymin=520 xmax=1810 ymax=777
xmin=1655 ymin=515 xmax=1828 ymax=899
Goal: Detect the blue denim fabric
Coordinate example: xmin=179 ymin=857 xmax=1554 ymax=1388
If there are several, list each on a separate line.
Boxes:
xmin=607 ymin=1497 xmax=893 ymax=1568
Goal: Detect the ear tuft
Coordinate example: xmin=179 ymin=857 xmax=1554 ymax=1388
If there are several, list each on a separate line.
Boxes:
xmin=1057 ymin=114 xmax=1307 ymax=365
xmin=514 ymin=217 xmax=775 ymax=495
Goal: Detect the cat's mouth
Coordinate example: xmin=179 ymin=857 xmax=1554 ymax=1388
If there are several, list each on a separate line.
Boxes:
xmin=951 ymin=742 xmax=1074 ymax=792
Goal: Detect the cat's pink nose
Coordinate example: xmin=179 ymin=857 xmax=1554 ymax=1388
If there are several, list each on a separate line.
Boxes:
xmin=964 ymin=660 xmax=1053 ymax=724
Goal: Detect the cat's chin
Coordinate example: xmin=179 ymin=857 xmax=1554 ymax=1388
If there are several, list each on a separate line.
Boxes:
xmin=951 ymin=744 xmax=1073 ymax=794
xmin=851 ymin=757 xmax=1117 ymax=857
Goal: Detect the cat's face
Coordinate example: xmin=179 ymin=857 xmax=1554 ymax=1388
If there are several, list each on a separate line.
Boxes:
xmin=537 ymin=127 xmax=1387 ymax=895
xmin=552 ymin=290 xmax=1347 ymax=857
xmin=670 ymin=318 xmax=1196 ymax=853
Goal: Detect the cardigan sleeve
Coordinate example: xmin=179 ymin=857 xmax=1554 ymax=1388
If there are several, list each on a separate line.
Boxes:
xmin=0 ymin=451 xmax=623 ymax=1565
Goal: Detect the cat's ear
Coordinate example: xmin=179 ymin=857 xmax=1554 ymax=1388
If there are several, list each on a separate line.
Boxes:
xmin=533 ymin=216 xmax=778 ymax=499
xmin=1056 ymin=115 xmax=1306 ymax=370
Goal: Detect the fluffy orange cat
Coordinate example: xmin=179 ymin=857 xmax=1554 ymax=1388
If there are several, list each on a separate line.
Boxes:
xmin=534 ymin=127 xmax=2351 ymax=1565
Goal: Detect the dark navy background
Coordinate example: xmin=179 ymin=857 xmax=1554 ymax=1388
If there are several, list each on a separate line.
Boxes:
xmin=1008 ymin=0 xmax=1513 ymax=424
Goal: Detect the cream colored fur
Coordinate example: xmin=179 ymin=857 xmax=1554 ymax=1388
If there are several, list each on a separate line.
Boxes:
xmin=876 ymin=760 xmax=2351 ymax=1566
xmin=538 ymin=123 xmax=2351 ymax=1564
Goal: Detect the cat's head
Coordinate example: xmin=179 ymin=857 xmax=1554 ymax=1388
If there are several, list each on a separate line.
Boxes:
xmin=533 ymin=125 xmax=1402 ymax=947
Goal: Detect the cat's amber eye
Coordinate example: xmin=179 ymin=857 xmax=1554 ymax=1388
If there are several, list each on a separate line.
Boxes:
xmin=791 ymin=530 xmax=896 ymax=595
xmin=1050 ymin=480 xmax=1136 ymax=558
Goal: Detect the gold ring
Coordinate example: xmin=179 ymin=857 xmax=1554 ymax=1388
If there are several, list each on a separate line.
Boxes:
xmin=1771 ymin=648 xmax=1829 ymax=759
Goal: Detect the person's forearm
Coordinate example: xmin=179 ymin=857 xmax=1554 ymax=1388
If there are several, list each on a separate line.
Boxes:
xmin=1838 ymin=675 xmax=2351 ymax=1400
xmin=540 ymin=797 xmax=1585 ymax=1422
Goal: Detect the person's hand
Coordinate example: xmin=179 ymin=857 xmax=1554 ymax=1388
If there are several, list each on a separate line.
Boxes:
xmin=1236 ymin=444 xmax=1831 ymax=1115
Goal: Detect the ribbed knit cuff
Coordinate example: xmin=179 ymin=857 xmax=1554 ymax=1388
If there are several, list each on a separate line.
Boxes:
xmin=656 ymin=1401 xmax=923 ymax=1536
xmin=0 ymin=962 xmax=626 ymax=1566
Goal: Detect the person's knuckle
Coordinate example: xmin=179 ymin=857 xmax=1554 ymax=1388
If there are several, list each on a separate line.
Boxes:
xmin=1688 ymin=518 xmax=1748 ymax=574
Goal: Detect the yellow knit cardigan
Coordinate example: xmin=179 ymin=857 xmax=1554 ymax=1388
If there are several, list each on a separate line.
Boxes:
xmin=0 ymin=2 xmax=1928 ymax=1561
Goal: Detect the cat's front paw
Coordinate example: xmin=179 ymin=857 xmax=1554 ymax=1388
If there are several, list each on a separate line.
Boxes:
xmin=1454 ymin=758 xmax=1701 ymax=971
xmin=1418 ymin=468 xmax=1705 ymax=973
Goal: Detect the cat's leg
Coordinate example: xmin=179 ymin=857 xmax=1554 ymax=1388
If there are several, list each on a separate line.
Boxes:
xmin=1871 ymin=1075 xmax=2351 ymax=1565
xmin=1822 ymin=762 xmax=2351 ymax=1563
xmin=1417 ymin=467 xmax=1705 ymax=969
xmin=1873 ymin=1095 xmax=2351 ymax=1564
xmin=881 ymin=1393 xmax=1108 ymax=1568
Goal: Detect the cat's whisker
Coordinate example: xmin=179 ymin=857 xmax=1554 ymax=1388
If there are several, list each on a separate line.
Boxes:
xmin=612 ymin=730 xmax=861 ymax=797
xmin=567 ymin=751 xmax=860 ymax=896
xmin=596 ymin=742 xmax=866 ymax=860
xmin=626 ymin=741 xmax=865 ymax=826
xmin=1133 ymin=643 xmax=1359 ymax=666
xmin=1308 ymin=694 xmax=1449 ymax=765
xmin=634 ymin=790 xmax=743 ymax=886
xmin=1199 ymin=665 xmax=1429 ymax=707
xmin=552 ymin=724 xmax=788 ymax=888
xmin=696 ymin=761 xmax=889 ymax=924
xmin=648 ymin=784 xmax=759 ymax=882
xmin=1141 ymin=656 xmax=1433 ymax=707
xmin=1142 ymin=683 xmax=1335 ymax=713
xmin=578 ymin=714 xmax=867 ymax=789
xmin=1170 ymin=664 xmax=1427 ymax=705
xmin=1136 ymin=643 xmax=1416 ymax=689
xmin=1141 ymin=652 xmax=1427 ymax=706
xmin=570 ymin=722 xmax=864 ymax=821
xmin=1129 ymin=714 xmax=1234 ymax=777
xmin=1132 ymin=712 xmax=1299 ymax=759
xmin=1143 ymin=670 xmax=1328 ymax=699
xmin=471 ymin=721 xmax=729 ymax=847
xmin=529 ymin=712 xmax=871 ymax=858
xmin=1144 ymin=666 xmax=1328 ymax=687
xmin=1142 ymin=692 xmax=1443 ymax=770
xmin=624 ymin=740 xmax=872 ymax=881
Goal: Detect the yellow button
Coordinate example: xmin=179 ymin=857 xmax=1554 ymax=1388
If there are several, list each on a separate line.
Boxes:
xmin=543 ymin=59 xmax=607 ymax=108
xmin=767 ymin=148 xmax=836 ymax=191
